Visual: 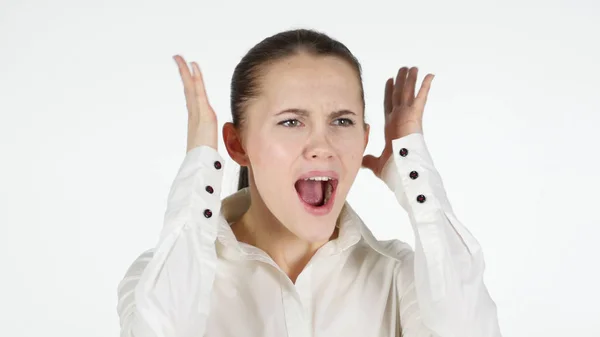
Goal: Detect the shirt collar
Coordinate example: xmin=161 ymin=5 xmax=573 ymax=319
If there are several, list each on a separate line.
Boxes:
xmin=215 ymin=187 xmax=392 ymax=260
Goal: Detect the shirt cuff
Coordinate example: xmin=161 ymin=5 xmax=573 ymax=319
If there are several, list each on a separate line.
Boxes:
xmin=381 ymin=133 xmax=453 ymax=223
xmin=160 ymin=145 xmax=225 ymax=240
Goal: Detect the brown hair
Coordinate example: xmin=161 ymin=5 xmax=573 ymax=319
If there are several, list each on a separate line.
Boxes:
xmin=230 ymin=28 xmax=365 ymax=190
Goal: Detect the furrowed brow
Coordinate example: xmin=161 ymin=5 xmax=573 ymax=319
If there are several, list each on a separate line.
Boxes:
xmin=275 ymin=108 xmax=309 ymax=117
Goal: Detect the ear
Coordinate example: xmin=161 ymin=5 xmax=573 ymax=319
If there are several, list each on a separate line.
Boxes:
xmin=222 ymin=122 xmax=249 ymax=166
xmin=363 ymin=122 xmax=370 ymax=150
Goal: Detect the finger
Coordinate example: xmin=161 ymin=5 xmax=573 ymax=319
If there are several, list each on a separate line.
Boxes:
xmin=174 ymin=55 xmax=194 ymax=91
xmin=392 ymin=67 xmax=409 ymax=106
xmin=173 ymin=55 xmax=198 ymax=117
xmin=191 ymin=62 xmax=209 ymax=106
xmin=192 ymin=62 xmax=218 ymax=123
xmin=416 ymin=74 xmax=435 ymax=104
xmin=384 ymin=78 xmax=394 ymax=115
xmin=403 ymin=67 xmax=418 ymax=106
xmin=361 ymin=154 xmax=379 ymax=172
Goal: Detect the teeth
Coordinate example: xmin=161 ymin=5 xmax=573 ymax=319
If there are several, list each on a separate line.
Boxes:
xmin=304 ymin=176 xmax=332 ymax=181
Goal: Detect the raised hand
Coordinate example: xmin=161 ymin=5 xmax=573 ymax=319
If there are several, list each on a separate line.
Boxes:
xmin=173 ymin=55 xmax=218 ymax=152
xmin=362 ymin=67 xmax=434 ymax=178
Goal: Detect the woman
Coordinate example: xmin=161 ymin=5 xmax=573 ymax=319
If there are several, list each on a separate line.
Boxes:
xmin=117 ymin=29 xmax=502 ymax=337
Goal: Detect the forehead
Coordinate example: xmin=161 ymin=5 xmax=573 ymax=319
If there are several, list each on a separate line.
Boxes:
xmin=256 ymin=53 xmax=363 ymax=110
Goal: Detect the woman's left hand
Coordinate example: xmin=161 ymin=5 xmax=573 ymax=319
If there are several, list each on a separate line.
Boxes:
xmin=362 ymin=67 xmax=435 ymax=178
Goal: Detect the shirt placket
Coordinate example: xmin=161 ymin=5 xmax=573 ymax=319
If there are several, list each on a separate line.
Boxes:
xmin=281 ymin=264 xmax=313 ymax=337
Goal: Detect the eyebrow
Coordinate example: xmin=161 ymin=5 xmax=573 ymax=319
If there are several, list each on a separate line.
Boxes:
xmin=275 ymin=108 xmax=357 ymax=118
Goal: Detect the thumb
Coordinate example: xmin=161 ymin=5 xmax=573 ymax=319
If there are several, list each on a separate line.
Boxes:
xmin=362 ymin=154 xmax=379 ymax=173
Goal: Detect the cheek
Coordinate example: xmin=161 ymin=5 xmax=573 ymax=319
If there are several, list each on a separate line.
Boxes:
xmin=246 ymin=129 xmax=300 ymax=181
xmin=332 ymin=130 xmax=366 ymax=168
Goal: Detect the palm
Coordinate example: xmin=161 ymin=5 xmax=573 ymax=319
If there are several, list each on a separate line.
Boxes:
xmin=363 ymin=67 xmax=434 ymax=178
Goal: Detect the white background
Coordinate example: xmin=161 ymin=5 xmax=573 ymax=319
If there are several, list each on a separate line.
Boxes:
xmin=1 ymin=0 xmax=598 ymax=336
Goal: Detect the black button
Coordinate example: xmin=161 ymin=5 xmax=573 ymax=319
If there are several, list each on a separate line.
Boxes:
xmin=203 ymin=209 xmax=212 ymax=218
xmin=214 ymin=161 xmax=222 ymax=170
xmin=409 ymin=171 xmax=419 ymax=179
xmin=399 ymin=148 xmax=409 ymax=157
xmin=205 ymin=186 xmax=214 ymax=194
xmin=416 ymin=194 xmax=426 ymax=203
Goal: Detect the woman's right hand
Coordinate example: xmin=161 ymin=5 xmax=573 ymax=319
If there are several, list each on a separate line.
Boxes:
xmin=173 ymin=55 xmax=218 ymax=152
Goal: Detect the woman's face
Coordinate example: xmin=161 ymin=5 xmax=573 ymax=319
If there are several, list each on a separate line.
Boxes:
xmin=243 ymin=52 xmax=369 ymax=243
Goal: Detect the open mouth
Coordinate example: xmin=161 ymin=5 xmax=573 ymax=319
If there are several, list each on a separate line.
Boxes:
xmin=294 ymin=176 xmax=339 ymax=213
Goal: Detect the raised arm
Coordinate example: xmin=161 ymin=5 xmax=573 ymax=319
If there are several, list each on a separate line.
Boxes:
xmin=364 ymin=68 xmax=501 ymax=337
xmin=384 ymin=133 xmax=501 ymax=337
xmin=116 ymin=56 xmax=223 ymax=337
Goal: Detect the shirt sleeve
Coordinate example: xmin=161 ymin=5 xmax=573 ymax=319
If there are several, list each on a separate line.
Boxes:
xmin=116 ymin=145 xmax=225 ymax=337
xmin=380 ymin=133 xmax=502 ymax=337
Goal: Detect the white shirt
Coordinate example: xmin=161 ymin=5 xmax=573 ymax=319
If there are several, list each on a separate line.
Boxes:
xmin=116 ymin=133 xmax=502 ymax=337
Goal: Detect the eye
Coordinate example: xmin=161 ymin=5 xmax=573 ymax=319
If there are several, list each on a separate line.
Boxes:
xmin=278 ymin=119 xmax=303 ymax=127
xmin=332 ymin=118 xmax=355 ymax=127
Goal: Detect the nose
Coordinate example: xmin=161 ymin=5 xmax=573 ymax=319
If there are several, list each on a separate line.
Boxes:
xmin=303 ymin=131 xmax=335 ymax=160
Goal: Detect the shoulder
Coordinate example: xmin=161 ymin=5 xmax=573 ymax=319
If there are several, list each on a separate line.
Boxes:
xmin=341 ymin=202 xmax=415 ymax=268
xmin=360 ymin=237 xmax=415 ymax=266
xmin=348 ymin=238 xmax=416 ymax=292
xmin=354 ymin=217 xmax=414 ymax=266
xmin=349 ymin=232 xmax=416 ymax=279
xmin=360 ymin=238 xmax=418 ymax=291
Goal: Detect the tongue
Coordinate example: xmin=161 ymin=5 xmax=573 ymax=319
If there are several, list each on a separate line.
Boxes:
xmin=295 ymin=180 xmax=326 ymax=206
